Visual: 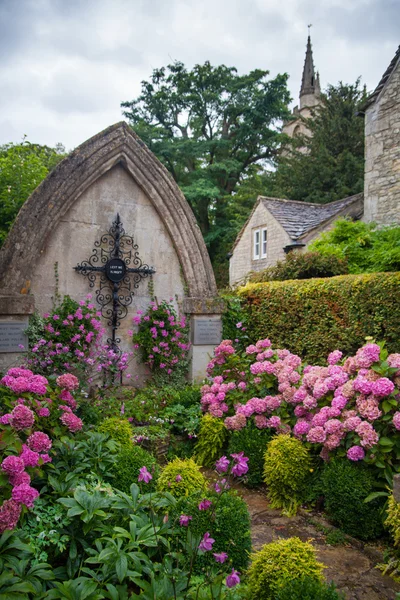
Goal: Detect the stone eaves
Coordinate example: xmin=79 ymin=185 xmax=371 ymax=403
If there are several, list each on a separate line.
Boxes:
xmin=361 ymin=45 xmax=400 ymax=112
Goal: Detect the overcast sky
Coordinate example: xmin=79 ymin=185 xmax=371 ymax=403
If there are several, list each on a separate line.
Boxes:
xmin=0 ymin=0 xmax=398 ymax=150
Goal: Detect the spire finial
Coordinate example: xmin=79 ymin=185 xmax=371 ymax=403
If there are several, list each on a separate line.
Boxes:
xmin=308 ymin=23 xmax=312 ymax=36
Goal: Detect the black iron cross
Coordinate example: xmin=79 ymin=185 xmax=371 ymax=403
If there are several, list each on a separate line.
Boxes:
xmin=73 ymin=214 xmax=155 ymax=353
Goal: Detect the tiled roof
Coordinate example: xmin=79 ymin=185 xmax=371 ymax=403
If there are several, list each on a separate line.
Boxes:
xmin=361 ymin=45 xmax=400 ymax=111
xmin=260 ymin=193 xmax=364 ymax=240
xmin=231 ymin=193 xmax=363 ymax=251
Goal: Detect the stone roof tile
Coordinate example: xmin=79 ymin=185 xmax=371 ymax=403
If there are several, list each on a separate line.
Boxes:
xmin=361 ymin=45 xmax=400 ymax=111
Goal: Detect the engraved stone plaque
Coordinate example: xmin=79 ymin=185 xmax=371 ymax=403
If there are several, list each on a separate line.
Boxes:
xmin=0 ymin=322 xmax=29 ymax=353
xmin=192 ymin=317 xmax=222 ymax=346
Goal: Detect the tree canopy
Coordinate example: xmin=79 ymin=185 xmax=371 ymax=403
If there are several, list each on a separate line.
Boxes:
xmin=271 ymin=80 xmax=367 ymax=203
xmin=0 ymin=138 xmax=66 ymax=246
xmin=121 ymin=61 xmax=291 ymax=283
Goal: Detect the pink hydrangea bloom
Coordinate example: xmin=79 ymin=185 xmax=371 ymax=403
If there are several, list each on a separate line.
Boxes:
xmin=265 ymin=416 xmax=281 ymax=429
xmin=1 ymin=455 xmax=25 ymax=476
xmin=307 ymin=426 xmax=326 ymax=444
xmin=254 ymin=415 xmax=268 ymax=429
xmin=0 ymin=499 xmax=22 ymax=533
xmin=56 ymin=374 xmax=79 ymax=391
xmin=371 ymin=377 xmax=394 ymax=397
xmin=293 ymin=420 xmax=311 ymax=438
xmin=12 ymin=483 xmax=39 ymax=508
xmin=9 ymin=471 xmax=31 ymax=486
xmin=59 ymin=412 xmax=83 ymax=432
xmin=37 ymin=408 xmax=50 ymax=417
xmin=0 ymin=414 xmax=12 ymax=424
xmin=393 ymin=412 xmax=400 ymax=430
xmin=328 ymin=350 xmax=343 ymax=365
xmin=20 ymin=445 xmax=40 ymax=468
xmin=347 ymin=446 xmax=365 ymax=461
xmin=355 ymin=421 xmax=379 ymax=448
xmin=27 ymin=432 xmax=52 ymax=453
xmin=10 ymin=405 xmax=35 ymax=430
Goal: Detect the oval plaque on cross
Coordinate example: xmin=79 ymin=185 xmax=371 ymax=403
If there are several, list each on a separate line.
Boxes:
xmin=105 ymin=258 xmax=127 ymax=283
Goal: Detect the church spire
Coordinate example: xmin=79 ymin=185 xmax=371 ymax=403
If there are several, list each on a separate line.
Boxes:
xmin=300 ymin=33 xmax=316 ymax=99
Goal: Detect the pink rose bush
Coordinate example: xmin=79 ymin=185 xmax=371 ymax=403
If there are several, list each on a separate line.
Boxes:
xmin=202 ymin=339 xmax=400 ymax=476
xmin=0 ymin=365 xmax=85 ymax=533
xmin=131 ymin=299 xmax=190 ymax=380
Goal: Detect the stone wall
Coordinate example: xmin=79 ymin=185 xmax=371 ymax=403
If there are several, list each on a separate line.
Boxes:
xmin=364 ymin=58 xmax=400 ymax=224
xmin=229 ymin=203 xmax=291 ymax=287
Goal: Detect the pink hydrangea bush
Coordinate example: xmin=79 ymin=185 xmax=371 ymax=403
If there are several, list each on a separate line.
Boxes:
xmin=132 ymin=299 xmax=190 ymax=381
xmin=203 ymin=339 xmax=400 ymax=479
xmin=0 ymin=367 xmax=86 ymax=532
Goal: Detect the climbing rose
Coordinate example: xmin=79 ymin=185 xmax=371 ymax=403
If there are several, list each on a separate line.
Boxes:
xmin=138 ymin=466 xmax=152 ymax=483
xmin=199 ymin=532 xmax=215 ymax=552
xmin=213 ymin=552 xmax=228 ymax=563
xmin=179 ymin=515 xmax=192 ymax=527
xmin=347 ymin=446 xmax=365 ymax=461
xmin=10 ymin=405 xmax=35 ymax=430
xmin=56 ymin=374 xmax=79 ymax=390
xmin=0 ymin=499 xmax=22 ymax=533
xmin=226 ymin=569 xmax=241 ymax=588
xmin=12 ymin=483 xmax=39 ymax=508
xmin=1 ymin=455 xmax=25 ymax=476
xmin=27 ymin=432 xmax=52 ymax=453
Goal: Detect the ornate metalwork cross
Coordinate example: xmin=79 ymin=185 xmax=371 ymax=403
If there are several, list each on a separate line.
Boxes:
xmin=73 ymin=214 xmax=155 ymax=353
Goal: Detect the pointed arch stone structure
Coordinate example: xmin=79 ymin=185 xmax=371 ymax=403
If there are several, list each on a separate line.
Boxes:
xmin=0 ymin=122 xmax=223 ymax=381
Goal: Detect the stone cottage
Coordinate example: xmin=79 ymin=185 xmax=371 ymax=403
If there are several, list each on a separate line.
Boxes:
xmin=229 ymin=43 xmax=400 ymax=287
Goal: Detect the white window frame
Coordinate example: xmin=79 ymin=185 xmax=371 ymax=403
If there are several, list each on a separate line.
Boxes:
xmin=261 ymin=228 xmax=267 ymax=258
xmin=253 ymin=229 xmax=260 ymax=260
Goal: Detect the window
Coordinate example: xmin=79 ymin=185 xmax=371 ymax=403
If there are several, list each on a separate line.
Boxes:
xmin=261 ymin=228 xmax=267 ymax=258
xmin=253 ymin=229 xmax=260 ymax=260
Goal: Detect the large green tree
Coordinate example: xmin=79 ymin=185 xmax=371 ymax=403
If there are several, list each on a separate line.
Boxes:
xmin=271 ymin=79 xmax=367 ymax=203
xmin=0 ymin=138 xmax=65 ymax=245
xmin=121 ymin=61 xmax=291 ymax=282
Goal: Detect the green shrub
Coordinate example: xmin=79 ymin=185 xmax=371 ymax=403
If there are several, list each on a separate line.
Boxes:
xmin=321 ymin=459 xmax=384 ymax=540
xmin=228 ymin=423 xmax=272 ymax=487
xmin=157 ymin=458 xmax=206 ymax=498
xmin=274 ymin=577 xmax=344 ymax=600
xmin=247 ymin=537 xmax=324 ymax=600
xmin=98 ymin=417 xmax=132 ymax=446
xmin=194 ymin=415 xmax=228 ymax=467
xmin=264 ymin=435 xmax=311 ymax=516
xmin=238 ymin=273 xmax=400 ymax=363
xmin=386 ymin=494 xmax=400 ymax=548
xmin=110 ymin=445 xmax=158 ymax=493
xmin=176 ymin=490 xmax=251 ymax=573
xmin=249 ymin=251 xmax=348 ymax=283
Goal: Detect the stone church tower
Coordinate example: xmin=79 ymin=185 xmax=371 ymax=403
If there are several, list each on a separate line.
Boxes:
xmin=282 ymin=34 xmax=322 ymax=142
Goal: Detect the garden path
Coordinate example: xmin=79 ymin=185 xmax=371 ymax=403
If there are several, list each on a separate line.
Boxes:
xmin=239 ymin=485 xmax=400 ymax=600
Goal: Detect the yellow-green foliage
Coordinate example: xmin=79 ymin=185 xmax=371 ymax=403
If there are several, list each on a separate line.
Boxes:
xmin=247 ymin=537 xmax=324 ymax=600
xmin=238 ymin=273 xmax=400 ymax=363
xmin=98 ymin=417 xmax=132 ymax=447
xmin=264 ymin=434 xmax=311 ymax=516
xmin=385 ymin=495 xmax=400 ymax=548
xmin=157 ymin=458 xmax=206 ymax=498
xmin=194 ymin=415 xmax=227 ymax=467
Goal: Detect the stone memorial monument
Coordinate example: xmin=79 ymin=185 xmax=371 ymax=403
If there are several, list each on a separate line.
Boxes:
xmin=0 ymin=122 xmax=223 ymax=382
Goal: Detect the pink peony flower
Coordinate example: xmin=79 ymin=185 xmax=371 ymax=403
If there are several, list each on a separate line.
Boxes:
xmin=27 ymin=432 xmax=52 ymax=453
xmin=199 ymin=532 xmax=215 ymax=552
xmin=10 ymin=405 xmax=35 ymax=430
xmin=12 ymin=483 xmax=39 ymax=508
xmin=0 ymin=499 xmax=22 ymax=533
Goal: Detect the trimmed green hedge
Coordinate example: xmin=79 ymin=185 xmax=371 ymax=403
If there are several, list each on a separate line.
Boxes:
xmin=238 ymin=272 xmax=400 ymax=363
